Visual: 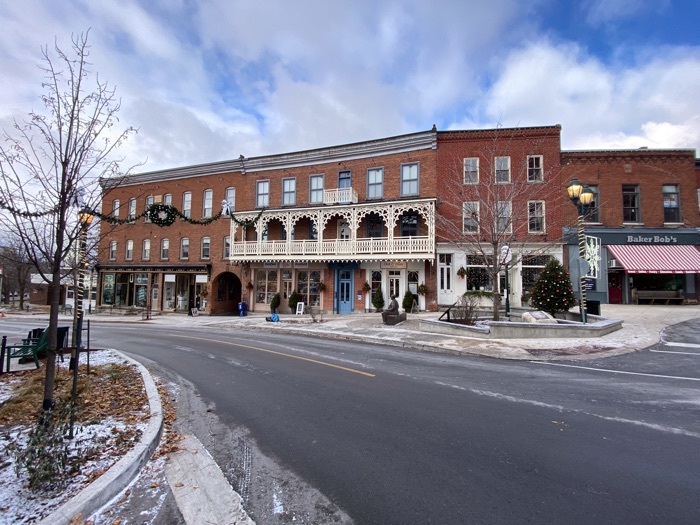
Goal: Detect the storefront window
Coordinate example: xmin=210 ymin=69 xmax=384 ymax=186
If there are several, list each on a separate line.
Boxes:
xmin=466 ymin=255 xmax=492 ymax=291
xmin=297 ymin=270 xmax=321 ymax=307
xmin=135 ymin=273 xmax=148 ymax=307
xmin=101 ymin=273 xmax=115 ymax=305
xmin=521 ymin=255 xmax=553 ymax=294
xmin=371 ymin=270 xmax=382 ymax=291
xmin=256 ymin=270 xmax=278 ymax=304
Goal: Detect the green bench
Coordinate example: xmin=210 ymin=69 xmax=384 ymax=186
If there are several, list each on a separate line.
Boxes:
xmin=5 ymin=328 xmax=49 ymax=371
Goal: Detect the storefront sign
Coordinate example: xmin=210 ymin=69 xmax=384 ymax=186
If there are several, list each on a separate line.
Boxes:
xmin=627 ymin=235 xmax=678 ymax=244
xmin=264 ymin=262 xmax=279 ymax=269
xmin=195 ymin=275 xmax=208 ymax=283
xmin=380 ymin=261 xmax=407 ymax=269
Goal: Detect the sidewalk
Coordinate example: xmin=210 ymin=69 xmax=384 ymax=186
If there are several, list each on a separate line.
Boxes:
xmin=65 ymin=303 xmax=700 ymax=360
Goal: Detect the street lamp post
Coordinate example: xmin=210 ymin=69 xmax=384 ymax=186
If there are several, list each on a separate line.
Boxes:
xmin=566 ymin=178 xmax=594 ymax=324
xmin=69 ymin=207 xmax=93 ymax=438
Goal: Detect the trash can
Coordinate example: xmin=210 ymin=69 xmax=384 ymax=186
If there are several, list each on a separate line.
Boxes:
xmin=238 ymin=302 xmax=247 ymax=317
xmin=587 ymin=300 xmax=601 ymax=316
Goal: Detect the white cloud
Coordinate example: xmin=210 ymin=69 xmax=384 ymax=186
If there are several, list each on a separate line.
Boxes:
xmin=483 ymin=41 xmax=700 ymax=152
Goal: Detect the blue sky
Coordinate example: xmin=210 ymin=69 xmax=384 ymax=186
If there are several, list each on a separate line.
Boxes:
xmin=1 ymin=0 xmax=698 ymax=173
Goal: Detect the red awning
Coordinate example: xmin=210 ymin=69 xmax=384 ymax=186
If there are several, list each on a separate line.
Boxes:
xmin=607 ymin=245 xmax=700 ymax=274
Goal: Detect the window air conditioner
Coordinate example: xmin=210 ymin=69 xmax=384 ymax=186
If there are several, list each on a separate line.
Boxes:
xmin=608 ymin=259 xmax=618 ymax=268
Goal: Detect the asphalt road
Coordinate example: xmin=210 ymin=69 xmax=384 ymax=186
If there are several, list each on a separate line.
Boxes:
xmin=4 ymin=318 xmax=699 ymax=524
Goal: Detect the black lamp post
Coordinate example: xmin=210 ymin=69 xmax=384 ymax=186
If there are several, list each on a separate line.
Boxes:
xmin=566 ymin=178 xmax=594 ymax=323
xmin=69 ymin=206 xmax=93 ymax=438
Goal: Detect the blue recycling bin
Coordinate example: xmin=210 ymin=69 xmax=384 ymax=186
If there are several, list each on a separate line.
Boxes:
xmin=238 ymin=302 xmax=247 ymax=317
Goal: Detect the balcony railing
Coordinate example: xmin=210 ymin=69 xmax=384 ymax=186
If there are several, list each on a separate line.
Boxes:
xmin=324 ymin=187 xmax=358 ymax=205
xmin=230 ymin=236 xmax=432 ymax=261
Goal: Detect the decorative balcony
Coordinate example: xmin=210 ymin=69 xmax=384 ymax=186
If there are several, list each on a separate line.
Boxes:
xmin=324 ymin=187 xmax=358 ymax=205
xmin=228 ymin=198 xmax=436 ymax=263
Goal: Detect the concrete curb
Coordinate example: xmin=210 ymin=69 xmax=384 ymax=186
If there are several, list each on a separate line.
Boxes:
xmin=38 ymin=351 xmax=164 ymax=525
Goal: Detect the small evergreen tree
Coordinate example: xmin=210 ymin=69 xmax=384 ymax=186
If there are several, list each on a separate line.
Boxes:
xmin=288 ymin=291 xmax=300 ymax=312
xmin=402 ymin=291 xmax=414 ymax=311
xmin=270 ymin=293 xmax=281 ymax=313
xmin=372 ymin=286 xmax=385 ymax=311
xmin=531 ymin=259 xmax=577 ymax=315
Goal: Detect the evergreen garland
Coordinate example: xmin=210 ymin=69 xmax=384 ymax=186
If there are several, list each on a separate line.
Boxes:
xmin=0 ymin=199 xmax=58 ymax=218
xmin=530 ymin=259 xmax=577 ymax=315
xmin=79 ymin=205 xmax=265 ymax=228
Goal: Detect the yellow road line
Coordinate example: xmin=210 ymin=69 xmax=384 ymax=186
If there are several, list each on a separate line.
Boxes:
xmin=178 ymin=335 xmax=376 ymax=378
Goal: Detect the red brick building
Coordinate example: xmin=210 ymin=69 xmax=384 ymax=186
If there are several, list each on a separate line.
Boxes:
xmin=96 ymin=126 xmax=700 ymax=315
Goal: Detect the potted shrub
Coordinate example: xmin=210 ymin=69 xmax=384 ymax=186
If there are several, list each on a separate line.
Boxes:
xmin=402 ymin=291 xmax=415 ymax=311
xmin=270 ymin=293 xmax=281 ymax=313
xmin=288 ymin=290 xmax=300 ymax=311
xmin=372 ymin=286 xmax=385 ymax=311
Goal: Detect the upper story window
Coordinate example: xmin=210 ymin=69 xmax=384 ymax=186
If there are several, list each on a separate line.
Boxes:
xmin=338 ymin=219 xmax=351 ymax=240
xmin=401 ymin=163 xmax=419 ymax=196
xmin=180 ymin=238 xmax=189 ymax=259
xmin=128 ymin=198 xmax=137 ymax=222
xmin=125 ymin=240 xmax=134 ymax=260
xmin=528 ymin=201 xmax=546 ymax=233
xmin=257 ymin=180 xmax=270 ymax=208
xmin=463 ymin=202 xmax=479 ymax=233
xmin=109 ymin=241 xmax=117 ymax=260
xmin=463 ymin=158 xmax=479 ymax=184
xmin=495 ymin=156 xmax=510 ymax=183
xmin=223 ymin=236 xmax=231 ymax=258
xmin=309 ymin=222 xmax=318 ymax=240
xmin=142 ymin=239 xmax=151 ymax=260
xmin=225 ymin=187 xmax=236 ymax=213
xmin=496 ymin=201 xmax=512 ymax=233
xmin=160 ymin=238 xmax=169 ymax=260
xmin=663 ymin=184 xmax=681 ymax=223
xmin=201 ymin=237 xmax=210 ymax=259
xmin=584 ymin=185 xmax=600 ymax=223
xmin=182 ymin=192 xmax=192 ymax=219
xmin=282 ymin=178 xmax=296 ymax=206
xmin=163 ymin=193 xmax=172 ymax=206
xmin=527 ymin=155 xmax=543 ymax=182
xmin=310 ymin=175 xmax=324 ymax=204
xmin=112 ymin=199 xmax=120 ymax=218
xmin=338 ymin=170 xmax=351 ymax=189
xmin=203 ymin=189 xmax=213 ymax=218
xmin=367 ymin=168 xmax=383 ymax=199
xmin=144 ymin=196 xmax=154 ymax=222
xmin=400 ymin=212 xmax=419 ymax=236
xmin=366 ymin=212 xmax=384 ymax=237
xmin=622 ymin=184 xmax=640 ymax=223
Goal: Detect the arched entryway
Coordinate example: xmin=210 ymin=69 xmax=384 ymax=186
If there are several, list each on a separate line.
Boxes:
xmin=210 ymin=271 xmax=243 ymax=315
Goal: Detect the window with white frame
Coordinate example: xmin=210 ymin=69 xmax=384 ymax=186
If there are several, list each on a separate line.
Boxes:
xmin=585 ymin=185 xmax=600 ymax=222
xmin=144 ymin=196 xmax=154 ymax=222
xmin=109 ymin=240 xmax=117 ymax=260
xmin=201 ymin=237 xmax=210 ymax=259
xmin=112 ymin=199 xmax=120 ymax=218
xmin=338 ymin=170 xmax=351 ymax=189
xmin=622 ymin=184 xmax=640 ymax=223
xmin=282 ymin=178 xmax=296 ymax=206
xmin=310 ymin=175 xmax=324 ymax=204
xmin=465 ymin=255 xmax=492 ymax=292
xmin=367 ymin=168 xmax=383 ymax=199
xmin=182 ymin=192 xmax=192 ymax=218
xmin=142 ymin=239 xmax=151 ymax=260
xmin=401 ymin=163 xmax=419 ymax=196
xmin=528 ymin=201 xmax=545 ymax=233
xmin=521 ymin=255 xmax=554 ymax=295
xmin=463 ymin=202 xmax=479 ymax=233
xmin=125 ymin=240 xmax=133 ymax=260
xmin=180 ymin=238 xmax=189 ymax=259
xmin=527 ymin=155 xmax=543 ymax=182
xmin=463 ymin=158 xmax=479 ymax=184
xmin=223 ymin=236 xmax=231 ymax=258
xmin=128 ymin=198 xmax=136 ymax=221
xmin=257 ymin=180 xmax=270 ymax=207
xmin=495 ymin=156 xmax=510 ymax=183
xmin=496 ymin=201 xmax=512 ymax=233
xmin=225 ymin=187 xmax=236 ymax=212
xmin=163 ymin=193 xmax=172 ymax=206
xmin=203 ymin=189 xmax=213 ymax=218
xmin=161 ymin=238 xmax=169 ymax=259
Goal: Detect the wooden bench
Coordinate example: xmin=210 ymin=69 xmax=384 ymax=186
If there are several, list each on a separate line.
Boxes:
xmin=634 ymin=290 xmax=684 ymax=305
xmin=5 ymin=328 xmax=49 ymax=371
xmin=384 ymin=312 xmax=407 ymax=325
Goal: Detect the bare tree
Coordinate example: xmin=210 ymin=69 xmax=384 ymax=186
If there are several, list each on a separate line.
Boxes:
xmin=0 ymin=31 xmax=137 ymax=415
xmin=436 ymin=127 xmax=567 ymax=321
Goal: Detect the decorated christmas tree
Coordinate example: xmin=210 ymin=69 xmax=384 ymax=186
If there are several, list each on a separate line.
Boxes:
xmin=530 ymin=259 xmax=577 ymax=315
